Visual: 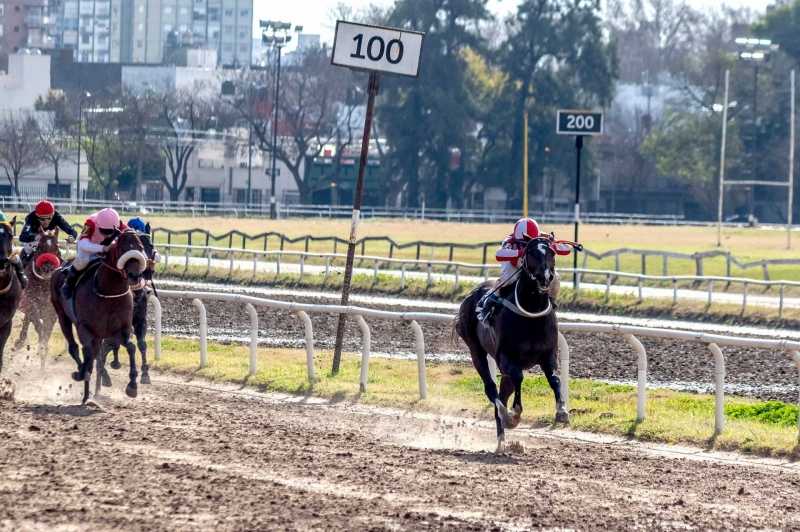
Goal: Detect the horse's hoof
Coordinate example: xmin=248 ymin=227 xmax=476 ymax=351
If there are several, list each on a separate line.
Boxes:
xmin=505 ymin=414 xmax=522 ymax=430
xmin=109 ymin=361 xmax=121 ymax=370
xmin=125 ymin=385 xmax=138 ymax=398
xmin=495 ymin=439 xmax=506 ymax=455
xmin=555 ymin=412 xmax=570 ymax=424
xmin=140 ymin=375 xmax=151 ymax=385
xmin=71 ymin=372 xmax=82 ymax=382
xmin=101 ymin=373 xmax=112 ymax=387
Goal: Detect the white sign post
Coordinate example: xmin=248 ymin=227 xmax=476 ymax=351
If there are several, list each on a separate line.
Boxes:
xmin=330 ymin=22 xmax=425 ymax=375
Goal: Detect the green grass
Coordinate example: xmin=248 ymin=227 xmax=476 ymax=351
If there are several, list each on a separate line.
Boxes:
xmin=148 ymin=336 xmax=800 ymax=457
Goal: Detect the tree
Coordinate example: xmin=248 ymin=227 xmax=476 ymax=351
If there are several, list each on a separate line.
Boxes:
xmin=0 ymin=111 xmax=44 ymax=197
xmin=378 ymin=0 xmax=490 ymax=208
xmin=232 ymin=45 xmax=357 ymax=203
xmin=119 ymin=87 xmax=162 ymax=201
xmin=80 ymin=94 xmax=136 ymax=200
xmin=156 ymin=82 xmax=218 ymax=202
xmin=31 ymin=111 xmax=72 ymax=186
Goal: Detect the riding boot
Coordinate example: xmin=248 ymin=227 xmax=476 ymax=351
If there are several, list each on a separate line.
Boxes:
xmin=20 ymin=249 xmax=31 ymax=269
xmin=477 ymin=292 xmax=501 ymax=322
xmin=11 ymin=255 xmax=28 ymax=289
xmin=60 ymin=265 xmax=79 ymax=299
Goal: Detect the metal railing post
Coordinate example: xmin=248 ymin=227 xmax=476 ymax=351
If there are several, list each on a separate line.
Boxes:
xmin=192 ymin=299 xmax=207 ymax=368
xmin=409 ymin=320 xmax=427 ymax=399
xmin=149 ymin=294 xmax=161 ymax=361
xmin=296 ymin=311 xmax=315 ymax=383
xmin=707 ymin=343 xmax=725 ymax=435
xmin=244 ymin=303 xmax=258 ymax=375
xmin=356 ymin=315 xmax=371 ymax=392
xmin=557 ymin=332 xmax=569 ymax=411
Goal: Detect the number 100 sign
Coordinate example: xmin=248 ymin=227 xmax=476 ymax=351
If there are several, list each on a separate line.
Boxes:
xmin=556 ymin=110 xmax=604 ymax=136
xmin=331 ymin=21 xmax=425 ymax=78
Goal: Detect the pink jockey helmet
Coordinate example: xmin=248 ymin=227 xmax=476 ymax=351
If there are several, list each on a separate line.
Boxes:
xmin=96 ymin=208 xmax=121 ymax=230
xmin=512 ymin=218 xmax=540 ymax=240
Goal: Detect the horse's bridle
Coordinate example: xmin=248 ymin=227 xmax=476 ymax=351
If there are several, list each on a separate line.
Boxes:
xmin=518 ymin=237 xmax=556 ymax=295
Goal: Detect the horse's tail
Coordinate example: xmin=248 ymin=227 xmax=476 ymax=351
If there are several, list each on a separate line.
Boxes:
xmin=451 ymin=315 xmax=462 ymax=348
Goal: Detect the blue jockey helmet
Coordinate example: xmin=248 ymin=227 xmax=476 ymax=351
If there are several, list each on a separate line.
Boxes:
xmin=128 ymin=217 xmax=147 ymax=233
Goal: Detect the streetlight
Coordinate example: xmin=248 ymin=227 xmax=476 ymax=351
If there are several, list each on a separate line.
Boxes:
xmin=76 ymin=91 xmax=90 ymax=205
xmin=735 ymin=37 xmax=779 ymax=222
xmin=260 ymin=20 xmax=301 ymax=219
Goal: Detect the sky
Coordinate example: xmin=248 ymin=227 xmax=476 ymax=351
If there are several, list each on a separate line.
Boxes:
xmin=253 ymin=0 xmax=776 ymax=47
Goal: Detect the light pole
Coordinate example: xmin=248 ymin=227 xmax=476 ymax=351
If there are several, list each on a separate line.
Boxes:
xmin=76 ymin=91 xmax=90 ymax=206
xmin=735 ymin=37 xmax=779 ymax=223
xmin=261 ymin=20 xmax=302 ymax=219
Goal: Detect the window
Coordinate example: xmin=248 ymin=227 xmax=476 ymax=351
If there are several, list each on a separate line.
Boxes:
xmin=239 ymin=9 xmax=248 ymax=16
xmin=179 ymin=24 xmax=186 ymax=32
xmin=207 ymin=7 xmax=218 ymax=20
xmin=97 ymin=35 xmax=107 ymax=45
xmin=164 ymin=6 xmax=172 ymax=13
xmin=163 ymin=24 xmax=171 ymax=31
xmin=136 ymin=39 xmax=143 ymax=48
xmin=139 ymin=5 xmax=143 ymax=13
xmin=138 ymin=23 xmax=143 ymax=31
xmin=185 ymin=188 xmax=195 ymax=202
xmin=0 ymin=24 xmax=3 ymax=36
xmin=224 ymin=25 xmax=232 ymax=34
xmin=223 ymin=43 xmax=231 ymax=51
xmin=224 ymin=9 xmax=232 ymax=16
xmin=81 ymin=33 xmax=89 ymax=43
xmin=14 ymin=5 xmax=18 ymax=11
xmin=0 ymin=185 xmax=12 ymax=197
xmin=200 ymin=188 xmax=220 ymax=203
xmin=238 ymin=29 xmax=246 ymax=38
xmin=0 ymin=5 xmax=4 ymax=17
xmin=47 ymin=184 xmax=71 ymax=199
xmin=13 ymin=25 xmax=18 ymax=32
xmin=239 ymin=44 xmax=247 ymax=52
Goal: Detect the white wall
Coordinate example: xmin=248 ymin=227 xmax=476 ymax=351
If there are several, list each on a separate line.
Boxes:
xmin=0 ymin=54 xmax=51 ymax=111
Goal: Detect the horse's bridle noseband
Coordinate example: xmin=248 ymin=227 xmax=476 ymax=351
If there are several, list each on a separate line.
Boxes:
xmin=519 ymin=237 xmax=555 ymax=294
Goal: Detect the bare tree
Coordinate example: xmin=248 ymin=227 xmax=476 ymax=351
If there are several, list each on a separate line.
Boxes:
xmin=231 ymin=45 xmax=360 ymax=203
xmin=80 ymin=95 xmax=136 ymax=200
xmin=157 ymin=81 xmax=218 ymax=202
xmin=120 ymin=86 xmax=162 ymax=201
xmin=0 ymin=111 xmax=44 ymax=196
xmin=32 ymin=111 xmax=72 ymax=186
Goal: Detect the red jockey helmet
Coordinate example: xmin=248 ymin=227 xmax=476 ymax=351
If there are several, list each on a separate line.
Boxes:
xmin=35 ymin=201 xmax=55 ymax=217
xmin=513 ymin=218 xmax=540 ymax=241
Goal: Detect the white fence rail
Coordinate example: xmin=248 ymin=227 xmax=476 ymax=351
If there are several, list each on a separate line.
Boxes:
xmin=149 ymin=243 xmax=800 ymax=315
xmin=151 ymin=290 xmax=800 ymax=438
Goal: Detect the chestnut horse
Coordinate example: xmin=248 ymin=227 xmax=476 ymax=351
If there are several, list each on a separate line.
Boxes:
xmin=50 ymin=229 xmax=147 ymax=403
xmin=0 ymin=217 xmax=22 ymax=376
xmin=14 ymin=227 xmax=62 ymax=366
xmin=454 ymin=235 xmax=579 ymax=453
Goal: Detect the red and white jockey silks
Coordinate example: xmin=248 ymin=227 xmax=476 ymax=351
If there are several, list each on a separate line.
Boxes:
xmin=495 ymin=218 xmax=572 ymax=268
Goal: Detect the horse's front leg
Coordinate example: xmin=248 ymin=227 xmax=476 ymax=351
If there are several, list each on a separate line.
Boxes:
xmin=541 ymin=350 xmax=568 ymax=423
xmin=109 ymin=345 xmax=121 ymax=369
xmin=75 ymin=325 xmax=99 ymax=404
xmin=135 ymin=314 xmax=150 ymax=385
xmin=121 ymin=328 xmax=138 ymax=398
xmin=497 ymin=354 xmax=523 ymax=430
xmin=95 ymin=340 xmax=114 ymax=396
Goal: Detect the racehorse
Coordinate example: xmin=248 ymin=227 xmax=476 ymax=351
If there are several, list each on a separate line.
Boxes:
xmin=14 ymin=227 xmax=63 ymax=366
xmin=454 ymin=234 xmax=579 ymax=453
xmin=0 ymin=217 xmax=22 ymax=376
xmin=50 ymin=229 xmax=147 ymax=403
xmin=95 ymin=229 xmax=157 ymax=396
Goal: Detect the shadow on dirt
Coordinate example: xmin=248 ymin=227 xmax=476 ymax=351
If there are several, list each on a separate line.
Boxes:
xmin=432 ymin=448 xmax=523 ymax=465
xmin=24 ymin=404 xmax=105 ymax=418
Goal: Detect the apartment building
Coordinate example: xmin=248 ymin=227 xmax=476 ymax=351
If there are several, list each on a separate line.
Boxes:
xmin=48 ymin=0 xmax=252 ymax=65
xmin=0 ymin=0 xmax=50 ymax=53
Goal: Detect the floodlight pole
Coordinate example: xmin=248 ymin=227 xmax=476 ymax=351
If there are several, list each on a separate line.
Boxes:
xmin=331 ymin=71 xmax=380 ymax=375
xmin=718 ymin=69 xmax=729 ymax=247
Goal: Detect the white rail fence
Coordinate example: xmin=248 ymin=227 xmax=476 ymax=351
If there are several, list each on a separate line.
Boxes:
xmin=150 ymin=290 xmax=800 ymax=438
xmin=149 ymin=243 xmax=800 ymax=316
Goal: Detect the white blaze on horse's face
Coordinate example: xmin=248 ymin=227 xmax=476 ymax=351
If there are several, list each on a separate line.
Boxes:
xmin=537 ymin=242 xmax=548 ymax=256
xmin=544 ymin=268 xmax=551 ymax=282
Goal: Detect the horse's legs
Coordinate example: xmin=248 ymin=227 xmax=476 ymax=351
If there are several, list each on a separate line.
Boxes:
xmin=135 ymin=314 xmax=150 ymax=385
xmin=0 ymin=319 xmax=11 ymax=375
xmin=57 ymin=311 xmax=81 ymax=374
xmin=75 ymin=325 xmax=98 ymax=404
xmin=496 ymin=354 xmax=524 ymax=430
xmin=121 ymin=328 xmax=138 ymax=399
xmin=95 ymin=340 xmax=114 ymax=397
xmin=13 ymin=310 xmax=30 ymax=350
xmin=109 ymin=345 xmax=121 ymax=370
xmin=467 ymin=341 xmax=506 ymax=452
xmin=541 ymin=350 xmax=569 ymax=423
xmin=39 ymin=309 xmax=58 ymax=371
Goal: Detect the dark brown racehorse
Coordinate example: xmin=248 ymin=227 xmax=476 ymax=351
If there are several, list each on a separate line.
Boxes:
xmin=0 ymin=217 xmax=22 ymax=376
xmin=95 ymin=229 xmax=158 ymax=396
xmin=14 ymin=227 xmax=63 ymax=366
xmin=454 ymin=235 xmax=579 ymax=453
xmin=50 ymin=229 xmax=147 ymax=403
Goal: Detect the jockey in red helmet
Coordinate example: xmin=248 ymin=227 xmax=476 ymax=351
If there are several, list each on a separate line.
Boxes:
xmin=60 ymin=208 xmax=128 ymax=299
xmin=476 ymin=218 xmax=572 ymax=321
xmin=19 ymin=200 xmax=77 ymax=267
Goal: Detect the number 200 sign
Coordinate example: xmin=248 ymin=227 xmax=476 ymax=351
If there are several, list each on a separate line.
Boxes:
xmin=557 ymin=110 xmax=604 ymax=136
xmin=331 ymin=21 xmax=425 ymax=78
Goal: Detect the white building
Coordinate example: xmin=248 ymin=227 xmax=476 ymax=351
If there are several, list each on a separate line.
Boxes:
xmin=0 ymin=51 xmax=51 ymax=110
xmin=121 ymin=63 xmax=220 ymax=94
xmin=165 ymin=138 xmax=300 ymax=205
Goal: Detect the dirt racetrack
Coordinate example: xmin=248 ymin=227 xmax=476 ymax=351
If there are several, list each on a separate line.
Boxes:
xmin=2 ymin=365 xmax=800 ymax=531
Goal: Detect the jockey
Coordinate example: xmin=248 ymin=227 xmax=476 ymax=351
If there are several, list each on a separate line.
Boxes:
xmin=60 ymin=208 xmax=128 ymax=299
xmin=0 ymin=210 xmax=28 ymax=288
xmin=476 ymin=218 xmax=571 ymax=321
xmin=19 ymin=201 xmax=77 ymax=268
xmin=128 ymin=217 xmax=161 ymax=279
